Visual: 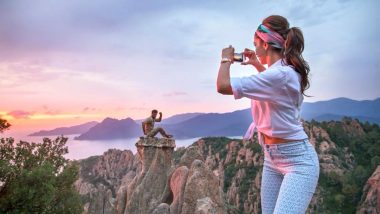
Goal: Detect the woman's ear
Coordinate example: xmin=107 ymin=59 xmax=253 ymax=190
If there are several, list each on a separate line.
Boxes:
xmin=264 ymin=42 xmax=269 ymax=51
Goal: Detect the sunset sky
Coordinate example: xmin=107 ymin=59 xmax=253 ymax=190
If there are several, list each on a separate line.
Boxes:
xmin=1 ymin=0 xmax=379 ymax=134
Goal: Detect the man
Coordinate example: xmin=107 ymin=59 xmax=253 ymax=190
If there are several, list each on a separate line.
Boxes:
xmin=142 ymin=109 xmax=173 ymax=138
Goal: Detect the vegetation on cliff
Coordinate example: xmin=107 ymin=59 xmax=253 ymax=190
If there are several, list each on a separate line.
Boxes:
xmin=316 ymin=118 xmax=380 ymax=213
xmin=0 ymin=119 xmax=82 ymax=213
xmin=173 ymin=118 xmax=380 ymax=213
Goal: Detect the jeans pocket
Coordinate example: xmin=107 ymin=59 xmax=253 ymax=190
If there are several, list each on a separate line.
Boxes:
xmin=277 ymin=141 xmax=307 ymax=155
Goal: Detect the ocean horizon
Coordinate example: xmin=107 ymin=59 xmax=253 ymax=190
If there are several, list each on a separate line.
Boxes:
xmin=1 ymin=132 xmax=243 ymax=160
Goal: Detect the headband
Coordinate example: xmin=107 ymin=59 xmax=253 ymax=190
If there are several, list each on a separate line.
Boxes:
xmin=255 ymin=24 xmax=285 ymax=49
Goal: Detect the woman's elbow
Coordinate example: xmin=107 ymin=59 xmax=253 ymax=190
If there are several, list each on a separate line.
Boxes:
xmin=217 ymin=87 xmax=226 ymax=94
xmin=217 ymin=85 xmax=232 ymax=95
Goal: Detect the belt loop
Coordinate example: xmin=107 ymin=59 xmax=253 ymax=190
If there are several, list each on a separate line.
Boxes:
xmin=303 ymin=139 xmax=307 ymax=150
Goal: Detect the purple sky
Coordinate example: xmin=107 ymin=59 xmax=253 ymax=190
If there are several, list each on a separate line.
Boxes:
xmin=0 ymin=0 xmax=379 ymax=132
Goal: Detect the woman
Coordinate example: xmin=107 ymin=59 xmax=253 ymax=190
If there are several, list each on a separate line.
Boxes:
xmin=217 ymin=15 xmax=319 ymax=214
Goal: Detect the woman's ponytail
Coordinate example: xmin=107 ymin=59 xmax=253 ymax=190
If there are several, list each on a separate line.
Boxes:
xmin=284 ymin=27 xmax=311 ymax=96
xmin=262 ymin=15 xmax=311 ymax=96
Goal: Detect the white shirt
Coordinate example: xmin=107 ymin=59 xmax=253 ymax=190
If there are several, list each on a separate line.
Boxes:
xmin=230 ymin=59 xmax=308 ymax=140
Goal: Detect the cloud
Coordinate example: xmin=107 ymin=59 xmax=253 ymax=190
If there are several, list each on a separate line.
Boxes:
xmin=0 ymin=0 xmax=198 ymax=59
xmin=280 ymin=0 xmax=352 ymax=26
xmin=44 ymin=110 xmax=61 ymax=115
xmin=0 ymin=61 xmax=58 ymax=87
xmin=163 ymin=91 xmax=188 ymax=97
xmin=7 ymin=110 xmax=33 ymax=119
xmin=0 ymin=0 xmax=375 ymax=60
xmin=0 ymin=90 xmax=38 ymax=95
xmin=40 ymin=105 xmax=61 ymax=115
xmin=1 ymin=0 xmax=379 ymax=117
xmin=82 ymin=107 xmax=97 ymax=112
xmin=129 ymin=107 xmax=149 ymax=111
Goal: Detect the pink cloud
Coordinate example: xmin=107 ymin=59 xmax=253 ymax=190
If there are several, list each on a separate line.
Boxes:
xmin=163 ymin=91 xmax=188 ymax=97
xmin=129 ymin=107 xmax=149 ymax=111
xmin=39 ymin=105 xmax=60 ymax=115
xmin=44 ymin=110 xmax=61 ymax=115
xmin=1 ymin=61 xmax=57 ymax=88
xmin=7 ymin=110 xmax=33 ymax=119
xmin=83 ymin=107 xmax=97 ymax=112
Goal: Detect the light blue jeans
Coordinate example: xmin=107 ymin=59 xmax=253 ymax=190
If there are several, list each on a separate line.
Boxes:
xmin=258 ymin=133 xmax=320 ymax=214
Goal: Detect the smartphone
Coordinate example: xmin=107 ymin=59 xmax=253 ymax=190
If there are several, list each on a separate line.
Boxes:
xmin=233 ymin=53 xmax=245 ymax=62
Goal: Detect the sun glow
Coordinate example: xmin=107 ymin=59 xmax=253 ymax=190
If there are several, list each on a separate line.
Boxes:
xmin=28 ymin=113 xmax=101 ymax=120
xmin=0 ymin=111 xmax=106 ymax=133
xmin=0 ymin=112 xmax=102 ymax=121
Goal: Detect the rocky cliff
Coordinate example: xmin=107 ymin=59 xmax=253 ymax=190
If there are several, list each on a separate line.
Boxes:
xmin=123 ymin=137 xmax=176 ymax=214
xmin=76 ymin=137 xmax=227 ymax=214
xmin=75 ymin=149 xmax=139 ymax=213
xmin=75 ymin=118 xmax=380 ymax=213
xmin=357 ymin=165 xmax=380 ymax=213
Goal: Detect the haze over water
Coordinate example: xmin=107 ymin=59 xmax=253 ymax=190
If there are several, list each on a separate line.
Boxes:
xmin=3 ymin=132 xmax=242 ymax=160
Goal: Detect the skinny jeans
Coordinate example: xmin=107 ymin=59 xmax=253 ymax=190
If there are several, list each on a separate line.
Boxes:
xmin=258 ymin=132 xmax=320 ymax=214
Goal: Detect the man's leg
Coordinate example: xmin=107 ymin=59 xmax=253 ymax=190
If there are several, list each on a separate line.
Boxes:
xmin=147 ymin=127 xmax=172 ymax=138
xmin=146 ymin=128 xmax=159 ymax=137
xmin=156 ymin=127 xmax=172 ymax=138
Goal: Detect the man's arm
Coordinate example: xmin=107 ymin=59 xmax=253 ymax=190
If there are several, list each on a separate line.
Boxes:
xmin=155 ymin=112 xmax=162 ymax=122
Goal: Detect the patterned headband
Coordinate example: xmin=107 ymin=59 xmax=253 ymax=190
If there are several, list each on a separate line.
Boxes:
xmin=255 ymin=24 xmax=285 ymax=49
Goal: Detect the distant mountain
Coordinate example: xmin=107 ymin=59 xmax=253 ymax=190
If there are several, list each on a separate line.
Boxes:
xmin=302 ymin=97 xmax=380 ymax=120
xmin=161 ymin=112 xmax=205 ymax=124
xmin=162 ymin=109 xmax=252 ymax=139
xmin=135 ymin=112 xmax=205 ymax=125
xmin=64 ymin=97 xmax=380 ymax=140
xmin=29 ymin=121 xmax=98 ymax=136
xmin=311 ymin=114 xmax=380 ymax=124
xmin=74 ymin=110 xmax=252 ymax=140
xmin=74 ymin=117 xmax=141 ymax=140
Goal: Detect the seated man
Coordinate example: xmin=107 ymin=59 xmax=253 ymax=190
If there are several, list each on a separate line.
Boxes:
xmin=142 ymin=109 xmax=173 ymax=138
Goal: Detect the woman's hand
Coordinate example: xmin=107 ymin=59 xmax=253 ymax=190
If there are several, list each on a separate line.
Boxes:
xmin=241 ymin=48 xmax=266 ymax=72
xmin=217 ymin=45 xmax=234 ymax=95
xmin=222 ymin=45 xmax=234 ymax=61
xmin=241 ymin=48 xmax=260 ymax=66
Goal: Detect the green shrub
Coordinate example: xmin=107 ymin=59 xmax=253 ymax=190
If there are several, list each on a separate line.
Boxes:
xmin=0 ymin=136 xmax=82 ymax=213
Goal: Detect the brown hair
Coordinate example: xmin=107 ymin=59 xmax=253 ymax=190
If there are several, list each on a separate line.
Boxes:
xmin=262 ymin=15 xmax=311 ymax=97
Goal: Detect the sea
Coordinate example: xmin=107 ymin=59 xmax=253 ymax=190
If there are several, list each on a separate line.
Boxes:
xmin=2 ymin=133 xmax=242 ymax=160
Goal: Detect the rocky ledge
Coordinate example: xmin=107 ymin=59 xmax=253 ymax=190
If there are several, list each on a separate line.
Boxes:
xmin=122 ymin=137 xmax=176 ymax=214
xmin=116 ymin=137 xmax=226 ymax=214
xmin=136 ymin=137 xmax=176 ymax=148
xmin=357 ymin=165 xmax=380 ymax=213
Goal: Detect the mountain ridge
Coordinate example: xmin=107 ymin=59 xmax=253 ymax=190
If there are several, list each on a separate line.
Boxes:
xmin=28 ymin=121 xmax=98 ymax=136
xmin=74 ymin=117 xmax=140 ymax=140
xmin=29 ymin=97 xmax=380 ymax=140
xmin=75 ymin=97 xmax=380 ymax=140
